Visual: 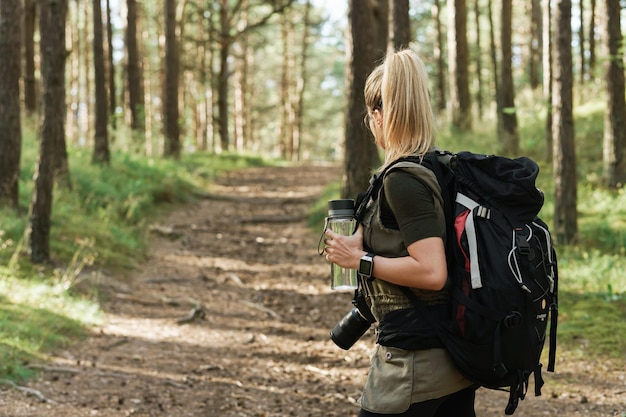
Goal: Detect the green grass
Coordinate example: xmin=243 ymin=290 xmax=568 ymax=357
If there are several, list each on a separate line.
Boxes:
xmin=557 ymin=292 xmax=626 ymax=360
xmin=0 ymin=280 xmax=96 ymax=380
xmin=0 ymin=128 xmax=269 ymax=380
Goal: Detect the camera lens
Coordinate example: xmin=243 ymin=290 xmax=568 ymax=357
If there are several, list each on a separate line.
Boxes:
xmin=330 ymin=308 xmax=372 ymax=350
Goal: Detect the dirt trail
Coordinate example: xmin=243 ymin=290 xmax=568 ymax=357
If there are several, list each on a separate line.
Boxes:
xmin=1 ymin=164 xmax=624 ymax=417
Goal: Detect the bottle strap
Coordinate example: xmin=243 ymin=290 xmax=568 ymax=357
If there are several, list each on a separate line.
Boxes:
xmin=317 ymin=217 xmax=329 ymax=255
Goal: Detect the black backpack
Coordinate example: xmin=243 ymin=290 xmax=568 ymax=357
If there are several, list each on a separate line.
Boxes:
xmin=361 ymin=150 xmax=559 ymax=415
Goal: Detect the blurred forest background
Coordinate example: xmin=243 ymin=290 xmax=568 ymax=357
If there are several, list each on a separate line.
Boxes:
xmin=0 ymin=0 xmax=624 ymax=387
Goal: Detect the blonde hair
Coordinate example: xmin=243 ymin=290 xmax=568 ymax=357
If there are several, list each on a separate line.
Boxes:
xmin=365 ymin=49 xmax=435 ymax=166
xmin=364 ymin=64 xmax=383 ymax=113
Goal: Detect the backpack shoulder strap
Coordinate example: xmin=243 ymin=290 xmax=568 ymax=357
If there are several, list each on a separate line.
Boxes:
xmin=355 ymin=151 xmax=455 ymax=225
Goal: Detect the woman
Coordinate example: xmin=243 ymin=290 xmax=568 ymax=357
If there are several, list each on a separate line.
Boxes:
xmin=324 ymin=49 xmax=476 ymax=416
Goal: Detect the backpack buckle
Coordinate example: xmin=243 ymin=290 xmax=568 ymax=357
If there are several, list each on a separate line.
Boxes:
xmin=476 ymin=205 xmax=491 ymax=219
xmin=516 ymin=233 xmax=530 ymax=255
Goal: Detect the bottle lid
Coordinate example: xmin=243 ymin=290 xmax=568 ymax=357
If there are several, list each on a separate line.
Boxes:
xmin=328 ymin=199 xmax=355 ymax=217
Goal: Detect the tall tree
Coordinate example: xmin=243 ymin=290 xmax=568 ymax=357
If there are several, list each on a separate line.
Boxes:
xmin=602 ymin=0 xmax=626 ymax=188
xmin=499 ymin=0 xmax=519 ymax=155
xmin=196 ymin=0 xmax=215 ymax=151
xmin=433 ymin=0 xmax=446 ymax=112
xmin=49 ymin=0 xmax=75 ymax=188
xmin=66 ymin=1 xmax=79 ymax=142
xmin=217 ymin=0 xmax=232 ymax=152
xmin=279 ymin=10 xmax=294 ymax=159
xmin=487 ymin=0 xmax=501 ymax=137
xmin=294 ymin=0 xmax=312 ymax=161
xmin=163 ymin=0 xmax=181 ymax=158
xmin=126 ymin=0 xmax=146 ymax=135
xmin=579 ymin=0 xmax=585 ymax=83
xmin=93 ymin=0 xmax=110 ymax=164
xmin=0 ymin=0 xmax=23 ymax=210
xmin=473 ymin=0 xmax=483 ymax=118
xmin=552 ymin=0 xmax=577 ymax=244
xmin=233 ymin=4 xmax=251 ymax=153
xmin=30 ymin=0 xmax=69 ymax=262
xmin=448 ymin=0 xmax=472 ymax=131
xmin=342 ymin=0 xmax=387 ymax=199
xmin=389 ymin=0 xmax=410 ymax=51
xmin=23 ymin=0 xmax=38 ymax=115
xmin=588 ymin=0 xmax=596 ymax=79
xmin=543 ymin=0 xmax=553 ymax=161
xmin=106 ymin=0 xmax=116 ymax=127
xmin=79 ymin=0 xmax=92 ymax=148
xmin=529 ymin=0 xmax=542 ymax=89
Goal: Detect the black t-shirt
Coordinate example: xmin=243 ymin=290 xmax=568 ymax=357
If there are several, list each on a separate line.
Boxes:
xmin=380 ymin=169 xmax=445 ymax=244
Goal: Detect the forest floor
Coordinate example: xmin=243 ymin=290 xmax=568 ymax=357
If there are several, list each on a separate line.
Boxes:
xmin=1 ymin=163 xmax=625 ymax=417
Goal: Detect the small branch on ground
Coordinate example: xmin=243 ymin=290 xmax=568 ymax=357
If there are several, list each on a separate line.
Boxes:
xmin=176 ymin=299 xmax=206 ymax=324
xmin=239 ymin=300 xmax=281 ymax=319
xmin=0 ymin=379 xmax=58 ymax=404
xmin=27 ymin=364 xmax=82 ymax=374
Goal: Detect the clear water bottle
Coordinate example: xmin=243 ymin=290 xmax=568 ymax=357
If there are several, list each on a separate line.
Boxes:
xmin=326 ymin=199 xmax=358 ymax=290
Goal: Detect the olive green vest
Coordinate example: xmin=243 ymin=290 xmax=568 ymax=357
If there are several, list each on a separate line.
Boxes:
xmin=360 ymin=162 xmax=449 ymax=322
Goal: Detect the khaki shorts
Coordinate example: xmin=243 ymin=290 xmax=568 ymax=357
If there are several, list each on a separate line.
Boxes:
xmin=359 ymin=346 xmax=473 ymax=414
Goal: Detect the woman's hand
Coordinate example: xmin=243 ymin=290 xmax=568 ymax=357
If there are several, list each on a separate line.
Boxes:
xmin=324 ymin=225 xmax=365 ymax=270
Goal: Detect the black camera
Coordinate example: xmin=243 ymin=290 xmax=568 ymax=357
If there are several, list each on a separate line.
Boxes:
xmin=330 ymin=290 xmax=376 ymax=350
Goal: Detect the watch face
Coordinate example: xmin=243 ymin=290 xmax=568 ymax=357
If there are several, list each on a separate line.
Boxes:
xmin=360 ymin=257 xmax=373 ymax=276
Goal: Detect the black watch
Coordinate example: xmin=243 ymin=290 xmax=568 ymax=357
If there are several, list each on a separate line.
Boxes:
xmin=359 ymin=252 xmax=375 ymax=278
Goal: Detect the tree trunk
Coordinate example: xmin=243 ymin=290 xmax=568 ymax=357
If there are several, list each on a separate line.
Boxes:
xmin=0 ymin=0 xmax=23 ymax=210
xmin=448 ymin=0 xmax=472 ymax=131
xmin=543 ymin=0 xmax=553 ymax=161
xmin=66 ymin=2 xmax=78 ymax=143
xmin=280 ymin=14 xmax=289 ymax=159
xmin=79 ymin=0 xmax=91 ymax=146
xmin=217 ymin=0 xmax=231 ymax=152
xmin=194 ymin=5 xmax=208 ymax=151
xmin=233 ymin=7 xmax=249 ymax=154
xmin=205 ymin=0 xmax=216 ymax=151
xmin=588 ymin=0 xmax=596 ymax=79
xmin=487 ymin=0 xmax=502 ymax=138
xmin=106 ymin=0 xmax=116 ymax=128
xmin=529 ymin=0 xmax=542 ymax=89
xmin=126 ymin=0 xmax=146 ymax=134
xmin=286 ymin=18 xmax=297 ymax=160
xmin=30 ymin=0 xmax=69 ymax=263
xmin=48 ymin=0 xmax=71 ymax=189
xmin=473 ymin=0 xmax=483 ymax=119
xmin=552 ymin=0 xmax=577 ymax=245
xmin=233 ymin=0 xmax=247 ymax=152
xmin=342 ymin=0 xmax=386 ymax=199
xmin=164 ymin=0 xmax=181 ymax=158
xmin=499 ymin=0 xmax=519 ymax=155
xmin=92 ymin=0 xmax=110 ymax=164
xmin=433 ymin=0 xmax=446 ymax=113
xmin=389 ymin=0 xmax=410 ymax=51
xmin=294 ymin=0 xmax=312 ymax=161
xmin=602 ymin=0 xmax=626 ymax=188
xmin=579 ymin=0 xmax=585 ymax=84
xmin=23 ymin=0 xmax=38 ymax=115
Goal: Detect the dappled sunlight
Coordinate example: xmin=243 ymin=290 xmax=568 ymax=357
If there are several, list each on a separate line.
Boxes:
xmin=4 ymin=161 xmax=624 ymax=416
xmin=209 ymin=182 xmax=327 ymax=200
